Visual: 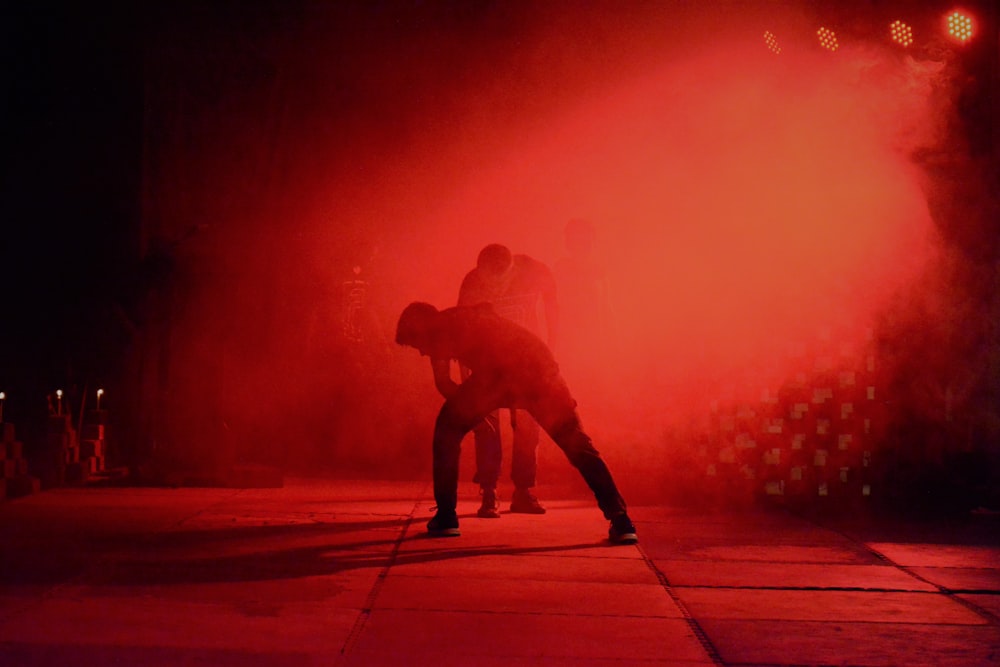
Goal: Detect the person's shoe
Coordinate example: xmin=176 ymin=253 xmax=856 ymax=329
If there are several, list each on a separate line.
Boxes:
xmin=477 ymin=488 xmax=501 ymax=518
xmin=427 ymin=511 xmax=460 ymax=537
xmin=608 ymin=512 xmax=638 ymax=544
xmin=509 ymin=488 xmax=546 ymax=514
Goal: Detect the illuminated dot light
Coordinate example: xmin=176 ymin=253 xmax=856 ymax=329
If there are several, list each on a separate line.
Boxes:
xmin=946 ymin=11 xmax=973 ymax=42
xmin=889 ymin=20 xmax=913 ymax=47
xmin=763 ymin=30 xmax=781 ymax=54
xmin=817 ymin=26 xmax=839 ymax=52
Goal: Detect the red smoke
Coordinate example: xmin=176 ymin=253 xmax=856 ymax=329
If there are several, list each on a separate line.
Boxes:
xmin=143 ymin=2 xmax=962 ymax=487
xmin=371 ymin=29 xmax=941 ymax=464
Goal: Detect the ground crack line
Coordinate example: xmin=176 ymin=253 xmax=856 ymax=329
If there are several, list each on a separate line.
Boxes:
xmin=637 ymin=543 xmax=726 ymax=666
xmin=335 ymin=494 xmax=423 ymax=663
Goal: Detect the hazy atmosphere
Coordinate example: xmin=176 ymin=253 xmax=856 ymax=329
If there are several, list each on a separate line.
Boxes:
xmin=3 ymin=0 xmax=997 ymax=506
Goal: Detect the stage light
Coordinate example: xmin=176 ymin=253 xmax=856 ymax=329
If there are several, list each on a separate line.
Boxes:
xmin=817 ymin=27 xmax=839 ymax=52
xmin=763 ymin=31 xmax=781 ymax=54
xmin=889 ymin=20 xmax=913 ymax=47
xmin=945 ymin=10 xmax=974 ymax=43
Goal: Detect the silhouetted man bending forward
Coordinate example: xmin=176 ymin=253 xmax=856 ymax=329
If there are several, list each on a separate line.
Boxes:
xmin=395 ymin=301 xmax=637 ymax=543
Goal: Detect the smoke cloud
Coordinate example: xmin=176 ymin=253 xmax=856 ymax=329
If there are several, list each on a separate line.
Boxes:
xmin=136 ymin=1 xmax=993 ymax=500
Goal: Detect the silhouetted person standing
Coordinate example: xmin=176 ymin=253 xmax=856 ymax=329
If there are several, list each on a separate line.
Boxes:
xmin=395 ymin=301 xmax=637 ymax=544
xmin=458 ymin=244 xmax=557 ymax=517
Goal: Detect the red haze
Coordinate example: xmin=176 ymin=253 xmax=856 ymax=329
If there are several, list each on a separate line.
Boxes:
xmin=140 ymin=2 xmax=963 ymax=487
xmin=370 ymin=24 xmax=941 ymax=473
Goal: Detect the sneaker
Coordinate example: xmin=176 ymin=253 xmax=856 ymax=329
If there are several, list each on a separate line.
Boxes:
xmin=477 ymin=488 xmax=501 ymax=519
xmin=509 ymin=488 xmax=546 ymax=514
xmin=608 ymin=512 xmax=638 ymax=544
xmin=427 ymin=511 xmax=460 ymax=537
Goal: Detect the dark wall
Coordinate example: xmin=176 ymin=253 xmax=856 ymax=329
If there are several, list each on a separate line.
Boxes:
xmin=1 ymin=3 xmax=143 ymax=420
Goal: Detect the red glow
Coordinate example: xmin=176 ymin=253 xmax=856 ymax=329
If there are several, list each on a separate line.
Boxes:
xmin=889 ymin=20 xmax=913 ymax=48
xmin=817 ymin=27 xmax=839 ymax=52
xmin=945 ymin=11 xmax=974 ymax=43
xmin=384 ymin=38 xmax=939 ymax=462
xmin=763 ymin=31 xmax=781 ymax=55
xmin=137 ymin=3 xmax=951 ymax=483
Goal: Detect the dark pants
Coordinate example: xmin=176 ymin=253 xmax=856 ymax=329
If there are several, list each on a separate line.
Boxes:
xmin=472 ymin=408 xmax=539 ymax=491
xmin=433 ymin=371 xmax=627 ymax=519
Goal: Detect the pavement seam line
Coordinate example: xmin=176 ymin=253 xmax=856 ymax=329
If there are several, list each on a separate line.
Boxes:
xmin=636 ymin=543 xmax=727 ymax=666
xmin=671 ymin=584 xmax=950 ymax=593
xmin=335 ymin=494 xmax=423 ymax=663
xmin=860 ymin=542 xmax=1000 ymax=626
xmin=791 ymin=510 xmax=1000 ymax=627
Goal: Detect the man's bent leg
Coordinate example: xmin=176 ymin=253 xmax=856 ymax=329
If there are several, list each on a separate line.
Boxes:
xmin=527 ymin=378 xmax=628 ymax=519
xmin=528 ymin=378 xmax=636 ymax=543
xmin=432 ymin=376 xmax=509 ymax=528
xmin=549 ymin=418 xmax=637 ymax=543
xmin=549 ymin=419 xmax=627 ymax=519
xmin=432 ymin=403 xmax=472 ymax=514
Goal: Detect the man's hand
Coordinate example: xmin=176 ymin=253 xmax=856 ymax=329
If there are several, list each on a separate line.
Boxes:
xmin=435 ymin=377 xmax=459 ymax=400
xmin=431 ymin=358 xmax=459 ymax=399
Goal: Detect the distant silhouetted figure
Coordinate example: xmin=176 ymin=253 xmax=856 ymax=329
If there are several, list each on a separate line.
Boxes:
xmin=395 ymin=301 xmax=637 ymax=544
xmin=457 ymin=243 xmax=557 ymax=517
xmin=553 ymin=219 xmax=617 ymax=382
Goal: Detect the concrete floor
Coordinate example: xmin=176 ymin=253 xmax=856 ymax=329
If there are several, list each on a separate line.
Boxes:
xmin=0 ymin=478 xmax=998 ymax=666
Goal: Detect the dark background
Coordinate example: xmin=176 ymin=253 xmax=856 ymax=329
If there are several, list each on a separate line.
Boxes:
xmin=3 ymin=3 xmax=142 ymax=394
